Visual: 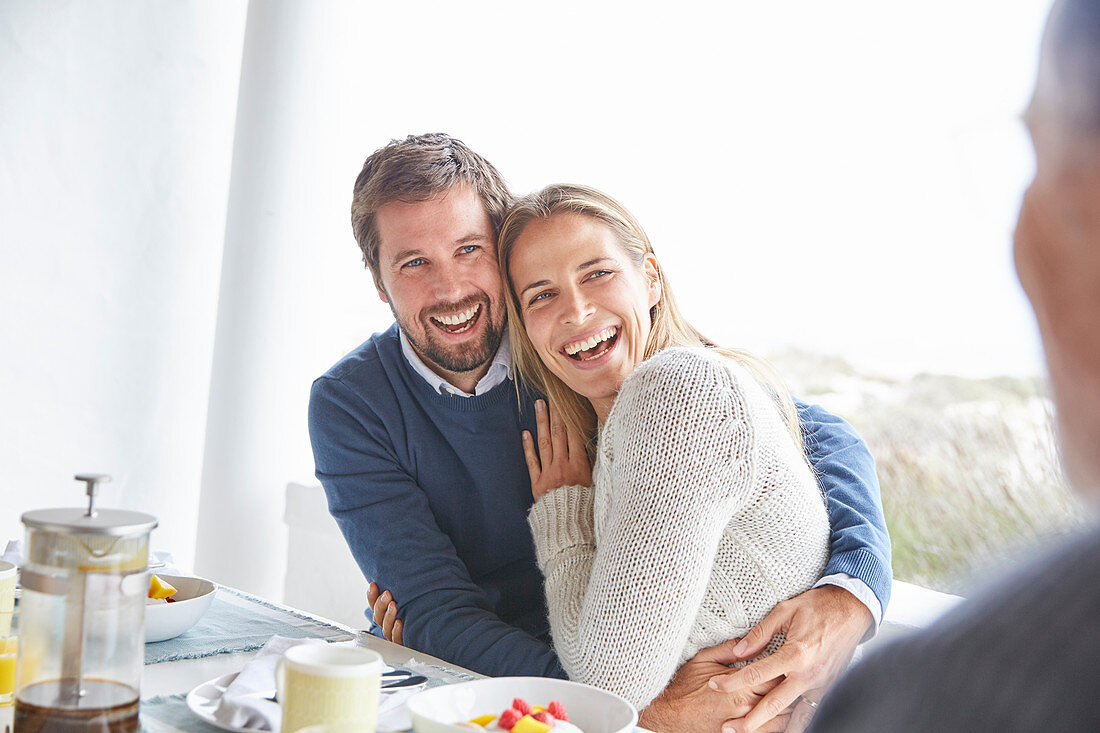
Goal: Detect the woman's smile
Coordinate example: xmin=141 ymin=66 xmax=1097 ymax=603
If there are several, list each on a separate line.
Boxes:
xmin=508 ymin=212 xmax=661 ymax=417
xmin=561 ymin=325 xmax=620 ymax=364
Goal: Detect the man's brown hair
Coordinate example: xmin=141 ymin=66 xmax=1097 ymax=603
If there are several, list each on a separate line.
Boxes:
xmin=350 ymin=133 xmax=512 ymax=290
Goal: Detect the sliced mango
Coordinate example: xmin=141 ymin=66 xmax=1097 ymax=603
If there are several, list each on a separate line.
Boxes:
xmin=148 ymin=574 xmax=178 ymax=600
xmin=467 ymin=714 xmax=496 ymax=727
xmin=532 ymin=706 xmax=548 ymax=713
xmin=511 ymin=715 xmax=552 ymax=733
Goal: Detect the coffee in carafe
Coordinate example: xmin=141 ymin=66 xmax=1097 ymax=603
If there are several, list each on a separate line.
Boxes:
xmin=15 ymin=474 xmax=157 ymax=733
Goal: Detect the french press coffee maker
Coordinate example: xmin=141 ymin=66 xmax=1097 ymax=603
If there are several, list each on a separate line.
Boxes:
xmin=16 ymin=474 xmax=157 ymax=732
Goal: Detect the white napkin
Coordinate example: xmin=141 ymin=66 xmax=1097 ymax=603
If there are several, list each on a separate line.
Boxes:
xmin=377 ymin=686 xmax=418 ymax=732
xmin=214 ymin=635 xmax=325 ymax=730
xmin=2 ymin=540 xmax=23 ymax=568
xmin=149 ymin=550 xmax=182 ymax=575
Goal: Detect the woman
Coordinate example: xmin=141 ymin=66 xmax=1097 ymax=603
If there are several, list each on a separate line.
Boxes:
xmin=498 ymin=184 xmax=830 ymax=711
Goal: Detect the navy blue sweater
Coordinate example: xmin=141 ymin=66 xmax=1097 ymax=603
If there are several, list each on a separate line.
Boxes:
xmin=309 ymin=323 xmax=891 ymax=677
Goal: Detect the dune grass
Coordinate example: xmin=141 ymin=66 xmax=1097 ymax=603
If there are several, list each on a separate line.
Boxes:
xmin=771 ymin=350 xmax=1087 ymax=594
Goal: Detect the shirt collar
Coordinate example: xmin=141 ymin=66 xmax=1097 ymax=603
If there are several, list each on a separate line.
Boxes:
xmin=399 ymin=326 xmax=512 ymax=397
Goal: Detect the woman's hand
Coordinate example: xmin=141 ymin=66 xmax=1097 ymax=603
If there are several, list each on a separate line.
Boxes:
xmin=522 ymin=399 xmax=592 ymax=501
xmin=640 ymin=639 xmax=788 ymax=733
xmin=708 ymin=585 xmax=873 ymax=733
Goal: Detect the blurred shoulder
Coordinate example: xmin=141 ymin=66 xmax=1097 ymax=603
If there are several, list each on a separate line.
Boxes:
xmin=812 ymin=527 xmax=1100 ymax=732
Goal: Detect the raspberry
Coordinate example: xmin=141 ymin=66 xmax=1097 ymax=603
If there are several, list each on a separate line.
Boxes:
xmin=547 ymin=701 xmax=568 ymax=721
xmin=533 ymin=711 xmax=555 ymax=726
xmin=512 ymin=698 xmax=532 ymax=716
xmin=498 ymin=708 xmax=522 ymax=730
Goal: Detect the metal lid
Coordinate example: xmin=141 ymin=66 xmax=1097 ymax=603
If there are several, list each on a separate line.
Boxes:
xmin=21 ymin=474 xmax=157 ymax=537
xmin=21 ymin=507 xmax=158 ymax=537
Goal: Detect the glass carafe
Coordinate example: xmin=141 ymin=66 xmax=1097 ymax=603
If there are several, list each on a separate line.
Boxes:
xmin=15 ymin=474 xmax=157 ymax=733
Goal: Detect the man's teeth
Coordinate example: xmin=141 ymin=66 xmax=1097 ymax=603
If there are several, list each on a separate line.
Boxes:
xmin=564 ymin=327 xmax=617 ymax=356
xmin=435 ymin=304 xmax=479 ymax=325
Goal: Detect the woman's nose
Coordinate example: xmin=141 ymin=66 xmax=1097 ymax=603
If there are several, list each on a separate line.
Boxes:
xmin=560 ymin=287 xmax=594 ymax=324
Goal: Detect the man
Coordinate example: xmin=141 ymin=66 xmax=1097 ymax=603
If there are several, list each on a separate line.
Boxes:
xmin=807 ymin=1 xmax=1100 ymax=729
xmin=308 ymin=133 xmax=891 ymax=729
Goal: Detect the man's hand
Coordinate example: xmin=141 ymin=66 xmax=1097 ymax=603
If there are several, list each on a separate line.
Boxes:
xmin=522 ymin=399 xmax=592 ymax=501
xmin=708 ymin=585 xmax=873 ymax=733
xmin=639 ymin=640 xmax=788 ymax=733
xmin=366 ymin=581 xmax=403 ymax=645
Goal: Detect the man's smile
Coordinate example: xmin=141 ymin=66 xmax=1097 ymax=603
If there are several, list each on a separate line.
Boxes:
xmin=429 ymin=303 xmax=482 ymax=335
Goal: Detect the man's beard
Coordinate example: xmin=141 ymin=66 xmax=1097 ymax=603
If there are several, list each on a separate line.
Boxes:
xmin=393 ymin=297 xmax=505 ymax=374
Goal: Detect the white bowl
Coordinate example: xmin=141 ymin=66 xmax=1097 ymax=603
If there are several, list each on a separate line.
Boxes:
xmin=144 ymin=574 xmax=216 ymax=643
xmin=407 ymin=677 xmax=637 ymax=733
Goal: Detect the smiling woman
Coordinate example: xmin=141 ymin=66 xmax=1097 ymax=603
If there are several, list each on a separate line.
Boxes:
xmin=498 ymin=184 xmax=802 ymax=454
xmin=495 ymin=184 xmax=832 ymax=710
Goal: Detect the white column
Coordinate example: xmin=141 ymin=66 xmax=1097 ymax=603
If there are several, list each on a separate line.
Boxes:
xmin=195 ymin=0 xmax=314 ymax=598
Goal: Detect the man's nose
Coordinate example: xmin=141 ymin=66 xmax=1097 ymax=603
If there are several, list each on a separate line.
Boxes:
xmin=431 ymin=264 xmax=468 ymax=302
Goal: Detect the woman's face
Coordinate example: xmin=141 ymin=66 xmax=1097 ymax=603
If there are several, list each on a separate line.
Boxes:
xmin=509 ymin=212 xmax=662 ymax=420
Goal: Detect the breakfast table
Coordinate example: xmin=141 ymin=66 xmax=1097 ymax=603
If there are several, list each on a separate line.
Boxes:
xmin=137 ymin=584 xmax=485 ymax=732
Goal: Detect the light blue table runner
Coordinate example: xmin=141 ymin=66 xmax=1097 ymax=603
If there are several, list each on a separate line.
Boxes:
xmin=144 ymin=586 xmax=355 ymax=665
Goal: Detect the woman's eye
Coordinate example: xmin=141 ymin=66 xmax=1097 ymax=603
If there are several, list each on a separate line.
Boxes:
xmin=585 ymin=270 xmax=612 ymax=281
xmin=528 ymin=291 xmax=552 ymax=306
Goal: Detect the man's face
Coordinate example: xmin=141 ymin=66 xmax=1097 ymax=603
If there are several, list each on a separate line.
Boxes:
xmin=1014 ymin=97 xmax=1100 ymax=495
xmin=374 ymin=184 xmax=506 ymax=383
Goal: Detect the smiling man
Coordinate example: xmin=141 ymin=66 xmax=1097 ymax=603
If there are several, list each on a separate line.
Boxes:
xmin=308 ymin=133 xmax=892 ymax=730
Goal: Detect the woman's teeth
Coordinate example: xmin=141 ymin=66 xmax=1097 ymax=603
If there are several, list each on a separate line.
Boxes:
xmin=564 ymin=327 xmax=618 ymax=357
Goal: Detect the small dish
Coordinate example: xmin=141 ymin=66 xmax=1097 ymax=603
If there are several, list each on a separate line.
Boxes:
xmin=145 ymin=573 xmax=216 ymax=643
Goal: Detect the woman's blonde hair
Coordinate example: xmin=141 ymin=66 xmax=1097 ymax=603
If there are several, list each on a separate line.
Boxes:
xmin=497 ymin=183 xmax=805 ymax=458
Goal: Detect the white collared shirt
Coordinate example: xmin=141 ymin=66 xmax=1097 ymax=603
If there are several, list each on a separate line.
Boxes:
xmin=399 ymin=327 xmax=512 ymax=397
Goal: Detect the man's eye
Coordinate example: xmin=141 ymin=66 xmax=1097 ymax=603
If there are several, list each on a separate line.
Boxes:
xmin=459 ymin=245 xmax=479 ymax=255
xmin=403 ymin=258 xmax=426 ymax=268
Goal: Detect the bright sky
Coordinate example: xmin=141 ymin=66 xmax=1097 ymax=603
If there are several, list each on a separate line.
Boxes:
xmin=315 ymin=0 xmax=1056 ymax=379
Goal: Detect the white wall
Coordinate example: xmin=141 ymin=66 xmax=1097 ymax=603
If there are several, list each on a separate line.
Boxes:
xmin=0 ymin=2 xmax=247 ymax=566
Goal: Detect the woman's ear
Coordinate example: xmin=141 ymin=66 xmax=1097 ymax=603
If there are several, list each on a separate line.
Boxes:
xmin=643 ymin=253 xmax=663 ymax=308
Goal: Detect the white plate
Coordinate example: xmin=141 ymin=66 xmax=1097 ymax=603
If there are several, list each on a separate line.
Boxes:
xmin=186 ymin=672 xmax=265 ymax=732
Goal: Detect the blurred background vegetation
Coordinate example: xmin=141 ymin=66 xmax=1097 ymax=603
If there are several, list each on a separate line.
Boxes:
xmin=771 ymin=350 xmax=1086 ymax=595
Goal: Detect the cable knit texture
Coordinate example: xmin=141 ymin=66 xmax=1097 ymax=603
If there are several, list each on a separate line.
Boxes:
xmin=527 ymin=347 xmax=830 ymax=708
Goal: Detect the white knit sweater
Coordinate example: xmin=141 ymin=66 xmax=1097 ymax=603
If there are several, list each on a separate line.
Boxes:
xmin=527 ymin=347 xmax=830 ymax=709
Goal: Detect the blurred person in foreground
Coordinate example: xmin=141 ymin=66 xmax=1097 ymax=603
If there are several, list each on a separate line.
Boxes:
xmin=806 ymin=1 xmax=1100 ymax=729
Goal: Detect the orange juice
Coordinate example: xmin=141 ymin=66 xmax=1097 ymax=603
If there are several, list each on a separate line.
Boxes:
xmin=0 ymin=636 xmax=15 ymax=702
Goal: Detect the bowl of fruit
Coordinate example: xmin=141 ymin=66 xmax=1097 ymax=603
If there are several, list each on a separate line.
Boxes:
xmin=406 ymin=676 xmax=637 ymax=733
xmin=144 ymin=573 xmax=216 ymax=643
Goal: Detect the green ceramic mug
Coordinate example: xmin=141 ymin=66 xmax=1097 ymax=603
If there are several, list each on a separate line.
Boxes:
xmin=276 ymin=644 xmax=383 ymax=733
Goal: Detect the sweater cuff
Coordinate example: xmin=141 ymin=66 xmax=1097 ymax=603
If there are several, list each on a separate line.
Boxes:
xmin=527 ymin=484 xmax=596 ymax=569
xmin=824 ymin=547 xmax=893 ymax=616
